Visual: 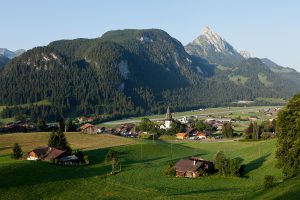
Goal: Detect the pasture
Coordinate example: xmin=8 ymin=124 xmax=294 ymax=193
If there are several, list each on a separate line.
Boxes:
xmin=0 ymin=132 xmax=298 ymax=199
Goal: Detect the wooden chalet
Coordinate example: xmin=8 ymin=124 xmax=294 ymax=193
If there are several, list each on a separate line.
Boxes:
xmin=176 ymin=132 xmax=188 ymax=140
xmin=174 ymin=157 xmax=213 ymax=178
xmin=80 ymin=123 xmax=102 ymax=134
xmin=27 ymin=147 xmax=50 ymax=160
xmin=44 ymin=148 xmax=69 ymax=161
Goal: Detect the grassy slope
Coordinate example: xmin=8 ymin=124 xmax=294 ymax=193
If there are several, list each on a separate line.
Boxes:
xmin=1 ymin=132 xmax=298 ymax=200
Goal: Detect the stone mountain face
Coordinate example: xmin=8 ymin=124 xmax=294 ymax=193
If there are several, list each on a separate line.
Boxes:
xmin=185 ymin=26 xmax=244 ymax=67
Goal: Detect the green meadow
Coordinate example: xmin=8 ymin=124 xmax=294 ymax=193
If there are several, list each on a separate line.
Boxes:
xmin=0 ymin=132 xmax=299 ymax=199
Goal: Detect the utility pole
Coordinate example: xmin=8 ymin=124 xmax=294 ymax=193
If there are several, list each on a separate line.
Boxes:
xmin=140 ymin=143 xmax=143 ymax=160
xmin=171 ymin=143 xmax=173 ymax=160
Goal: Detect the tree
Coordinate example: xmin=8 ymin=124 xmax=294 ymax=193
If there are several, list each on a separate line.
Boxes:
xmin=214 ymin=151 xmax=227 ymax=176
xmin=38 ymin=118 xmax=47 ymax=131
xmin=12 ymin=143 xmax=23 ymax=159
xmin=252 ymin=122 xmax=262 ymax=140
xmin=214 ymin=151 xmax=244 ymax=177
xmin=276 ymin=93 xmax=300 ymax=177
xmin=222 ymin=122 xmax=234 ymax=138
xmin=48 ymin=128 xmax=71 ymax=152
xmin=194 ymin=120 xmax=206 ymax=131
xmin=244 ymin=122 xmax=254 ymax=139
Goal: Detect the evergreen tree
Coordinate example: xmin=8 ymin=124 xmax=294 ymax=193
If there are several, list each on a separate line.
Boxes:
xmin=12 ymin=143 xmax=23 ymax=159
xmin=244 ymin=122 xmax=253 ymax=139
xmin=276 ymin=93 xmax=300 ymax=177
xmin=222 ymin=122 xmax=234 ymax=138
xmin=48 ymin=128 xmax=71 ymax=151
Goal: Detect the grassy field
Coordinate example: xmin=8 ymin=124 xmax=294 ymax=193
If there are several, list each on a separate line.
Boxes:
xmin=0 ymin=132 xmax=299 ymax=199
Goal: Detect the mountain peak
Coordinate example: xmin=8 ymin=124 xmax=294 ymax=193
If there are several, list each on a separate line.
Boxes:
xmin=185 ymin=26 xmax=244 ymax=67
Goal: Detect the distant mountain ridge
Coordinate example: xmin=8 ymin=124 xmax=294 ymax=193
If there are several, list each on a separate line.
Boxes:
xmin=0 ymin=28 xmax=299 ymax=121
xmin=0 ymin=48 xmax=26 ymax=59
xmin=0 ymin=48 xmax=26 ymax=69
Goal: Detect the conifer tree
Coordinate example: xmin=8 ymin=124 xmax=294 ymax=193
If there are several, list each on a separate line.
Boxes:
xmin=12 ymin=143 xmax=23 ymax=159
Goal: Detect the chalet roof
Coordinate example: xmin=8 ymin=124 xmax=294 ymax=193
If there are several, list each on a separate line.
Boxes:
xmin=80 ymin=123 xmax=93 ymax=130
xmin=29 ymin=146 xmax=50 ymax=156
xmin=44 ymin=148 xmax=66 ymax=160
xmin=185 ymin=128 xmax=196 ymax=134
xmin=176 ymin=132 xmax=188 ymax=137
xmin=174 ymin=159 xmax=203 ymax=172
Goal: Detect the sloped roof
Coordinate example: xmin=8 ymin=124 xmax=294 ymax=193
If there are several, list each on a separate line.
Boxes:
xmin=80 ymin=123 xmax=93 ymax=130
xmin=174 ymin=159 xmax=203 ymax=172
xmin=29 ymin=146 xmax=50 ymax=156
xmin=44 ymin=148 xmax=66 ymax=160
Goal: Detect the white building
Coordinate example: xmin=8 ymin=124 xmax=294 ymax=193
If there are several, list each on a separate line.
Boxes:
xmin=160 ymin=106 xmax=173 ymax=129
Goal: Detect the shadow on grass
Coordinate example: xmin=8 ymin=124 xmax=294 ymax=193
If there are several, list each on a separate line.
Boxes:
xmin=0 ymin=140 xmax=209 ymax=189
xmin=173 ymin=188 xmax=235 ymax=196
xmin=245 ymin=154 xmax=270 ymax=174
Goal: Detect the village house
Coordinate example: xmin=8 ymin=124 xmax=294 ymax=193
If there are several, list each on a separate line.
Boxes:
xmin=27 ymin=146 xmax=50 ymax=160
xmin=44 ymin=148 xmax=70 ymax=161
xmin=176 ymin=132 xmax=188 ymax=140
xmin=196 ymin=132 xmax=208 ymax=139
xmin=174 ymin=157 xmax=213 ymax=178
xmin=185 ymin=128 xmax=197 ymax=138
xmin=80 ymin=123 xmax=102 ymax=134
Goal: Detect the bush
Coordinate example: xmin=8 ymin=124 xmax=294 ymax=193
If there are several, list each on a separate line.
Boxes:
xmin=261 ymin=132 xmax=271 ymax=140
xmin=264 ymin=175 xmax=274 ymax=189
xmin=84 ymin=155 xmax=90 ymax=165
xmin=12 ymin=143 xmax=23 ymax=159
xmin=106 ymin=150 xmax=117 ymax=162
xmin=163 ymin=162 xmax=175 ymax=176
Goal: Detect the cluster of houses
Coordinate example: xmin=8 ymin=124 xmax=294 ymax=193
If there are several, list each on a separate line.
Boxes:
xmin=27 ymin=146 xmax=81 ymax=165
xmin=176 ymin=128 xmax=210 ymax=140
xmin=79 ymin=123 xmax=137 ymax=137
xmin=0 ymin=121 xmax=32 ymax=133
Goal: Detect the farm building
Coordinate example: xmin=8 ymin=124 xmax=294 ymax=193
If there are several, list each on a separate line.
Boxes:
xmin=80 ymin=123 xmax=102 ymax=134
xmin=176 ymin=132 xmax=188 ymax=140
xmin=44 ymin=148 xmax=70 ymax=161
xmin=27 ymin=147 xmax=50 ymax=160
xmin=174 ymin=158 xmax=213 ymax=178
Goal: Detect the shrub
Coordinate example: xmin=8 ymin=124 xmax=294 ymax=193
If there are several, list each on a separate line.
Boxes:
xmin=84 ymin=155 xmax=90 ymax=165
xmin=261 ymin=132 xmax=271 ymax=140
xmin=106 ymin=150 xmax=117 ymax=162
xmin=264 ymin=175 xmax=274 ymax=189
xmin=12 ymin=143 xmax=23 ymax=159
xmin=163 ymin=162 xmax=175 ymax=176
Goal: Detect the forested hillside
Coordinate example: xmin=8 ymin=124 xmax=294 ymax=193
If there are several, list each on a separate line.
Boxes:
xmin=0 ymin=29 xmax=299 ymax=122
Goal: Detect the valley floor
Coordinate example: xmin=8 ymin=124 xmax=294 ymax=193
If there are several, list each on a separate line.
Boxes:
xmin=0 ymin=132 xmax=299 ymax=199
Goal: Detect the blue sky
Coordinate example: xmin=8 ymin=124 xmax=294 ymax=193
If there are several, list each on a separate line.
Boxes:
xmin=1 ymin=0 xmax=300 ymax=70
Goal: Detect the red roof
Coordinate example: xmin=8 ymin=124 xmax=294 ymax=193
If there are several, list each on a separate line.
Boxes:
xmin=44 ymin=148 xmax=66 ymax=160
xmin=29 ymin=146 xmax=50 ymax=156
xmin=80 ymin=123 xmax=93 ymax=130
